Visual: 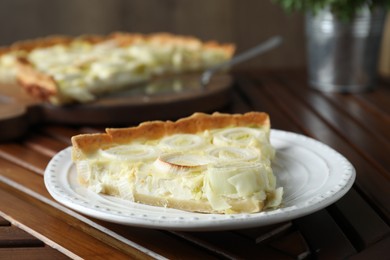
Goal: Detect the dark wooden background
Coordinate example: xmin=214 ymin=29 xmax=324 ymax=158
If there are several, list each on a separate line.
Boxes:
xmin=0 ymin=0 xmax=389 ymax=74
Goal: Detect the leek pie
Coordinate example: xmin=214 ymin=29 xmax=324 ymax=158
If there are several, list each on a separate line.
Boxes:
xmin=71 ymin=112 xmax=283 ymax=214
xmin=0 ymin=32 xmax=234 ymax=105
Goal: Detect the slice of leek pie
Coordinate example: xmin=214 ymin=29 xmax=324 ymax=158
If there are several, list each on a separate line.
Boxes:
xmin=71 ymin=112 xmax=283 ymax=214
xmin=0 ymin=32 xmax=234 ymax=105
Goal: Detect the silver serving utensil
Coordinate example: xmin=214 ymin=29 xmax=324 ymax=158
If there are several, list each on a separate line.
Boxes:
xmin=200 ymin=35 xmax=283 ymax=87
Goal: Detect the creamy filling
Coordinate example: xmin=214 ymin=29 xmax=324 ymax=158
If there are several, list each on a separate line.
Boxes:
xmin=77 ymin=126 xmax=282 ymax=212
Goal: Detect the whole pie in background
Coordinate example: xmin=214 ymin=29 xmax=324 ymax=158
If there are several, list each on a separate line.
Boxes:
xmin=0 ymin=32 xmax=235 ymax=105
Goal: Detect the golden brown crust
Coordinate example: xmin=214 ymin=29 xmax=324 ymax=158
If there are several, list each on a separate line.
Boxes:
xmin=71 ymin=133 xmax=113 ymax=160
xmin=15 ymin=57 xmax=59 ymax=102
xmin=105 ymin=111 xmax=269 ymax=142
xmin=71 ymin=112 xmax=270 ymax=159
xmin=1 ymin=32 xmax=235 ymax=58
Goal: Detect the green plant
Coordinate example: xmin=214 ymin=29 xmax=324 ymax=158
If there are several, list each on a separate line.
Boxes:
xmin=272 ymin=0 xmax=390 ymax=20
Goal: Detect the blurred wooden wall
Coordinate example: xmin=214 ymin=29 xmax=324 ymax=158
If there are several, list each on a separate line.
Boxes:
xmin=0 ymin=0 xmax=389 ymax=74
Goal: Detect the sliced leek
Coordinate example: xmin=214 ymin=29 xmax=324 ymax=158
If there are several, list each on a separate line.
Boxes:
xmin=154 ymin=152 xmax=209 ymax=174
xmin=159 ymin=134 xmax=205 ymax=151
xmin=206 ymin=146 xmax=260 ymax=163
xmin=99 ymin=144 xmax=158 ymax=161
xmin=213 ymin=127 xmax=262 ymax=146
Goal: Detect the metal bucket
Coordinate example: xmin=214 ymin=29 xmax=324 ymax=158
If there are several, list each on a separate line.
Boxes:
xmin=306 ymin=7 xmax=387 ymax=93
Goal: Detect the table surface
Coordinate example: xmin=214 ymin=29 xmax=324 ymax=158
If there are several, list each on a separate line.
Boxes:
xmin=0 ymin=69 xmax=389 ymax=259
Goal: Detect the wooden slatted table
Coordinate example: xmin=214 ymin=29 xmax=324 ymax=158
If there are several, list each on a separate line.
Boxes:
xmin=0 ymin=69 xmax=389 ymax=259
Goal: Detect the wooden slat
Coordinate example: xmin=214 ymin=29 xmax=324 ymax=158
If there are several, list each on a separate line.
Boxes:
xmin=236 ymin=222 xmax=292 ymax=244
xmin=38 ymin=126 xmax=83 ymax=145
xmin=233 ymin=74 xmax=302 ymax=133
xmin=0 ymin=246 xmax=70 ymax=260
xmin=328 ymin=189 xmax=390 ymax=250
xmin=0 ymin=158 xmax=50 ymax=196
xmin=23 ymin=134 xmax=67 ymax=157
xmin=355 ymin=86 xmax=390 ymax=115
xmin=0 ymin=226 xmax=43 ymax=247
xmin=322 ymin=92 xmax=390 ymax=142
xmin=235 ymin=221 xmax=311 ymax=259
xmin=0 ymin=144 xmax=49 ymax=175
xmin=171 ymin=231 xmax=293 ymax=259
xmin=0 ymin=216 xmax=10 ymax=226
xmin=268 ymin=230 xmax=310 ymax=259
xmin=0 ymin=214 xmax=67 ymax=259
xmin=278 ymin=72 xmax=390 ymax=173
xmin=349 ymin=236 xmax=390 ymax=260
xmin=294 ymin=210 xmax=356 ymax=259
xmin=97 ymin=223 xmax=219 ymax=260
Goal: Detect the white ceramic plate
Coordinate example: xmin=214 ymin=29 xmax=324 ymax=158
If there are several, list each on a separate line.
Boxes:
xmin=44 ymin=130 xmax=355 ymax=231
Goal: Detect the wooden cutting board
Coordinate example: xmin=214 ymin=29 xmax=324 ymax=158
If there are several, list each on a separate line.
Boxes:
xmin=0 ymin=74 xmax=232 ymax=141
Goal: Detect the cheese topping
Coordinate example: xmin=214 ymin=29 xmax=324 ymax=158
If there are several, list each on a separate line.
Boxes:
xmin=77 ymin=126 xmax=282 ymax=213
